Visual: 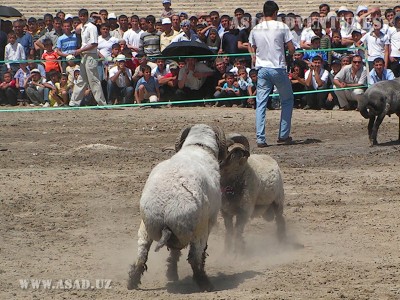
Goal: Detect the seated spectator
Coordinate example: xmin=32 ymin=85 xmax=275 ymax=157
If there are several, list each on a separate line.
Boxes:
xmin=135 ymin=65 xmax=160 ymax=104
xmin=43 ymin=70 xmax=64 ymax=106
xmin=214 ymin=72 xmax=240 ymax=107
xmin=14 ymin=62 xmax=30 ymax=101
xmin=176 ymin=57 xmax=215 ymax=102
xmin=65 ymin=55 xmax=78 ymax=89
xmin=53 ymin=73 xmax=70 ymax=106
xmin=369 ymin=57 xmax=395 ymax=84
xmin=230 ymin=57 xmax=250 ymax=75
xmin=151 ymin=58 xmax=171 ymax=97
xmin=247 ymin=68 xmax=258 ymax=109
xmin=333 ymin=54 xmax=367 ymax=110
xmin=24 ymin=68 xmax=47 ymax=106
xmin=289 ymin=60 xmax=307 ymax=108
xmin=237 ymin=66 xmax=254 ymax=108
xmin=132 ymin=54 xmax=157 ymax=86
xmin=0 ymin=71 xmax=18 ymax=106
xmin=107 ymin=54 xmax=134 ymax=104
xmin=327 ymin=59 xmax=341 ymax=109
xmin=340 ymin=55 xmax=351 ymax=67
xmin=303 ymin=56 xmax=331 ymax=110
xmin=159 ymin=60 xmax=180 ymax=100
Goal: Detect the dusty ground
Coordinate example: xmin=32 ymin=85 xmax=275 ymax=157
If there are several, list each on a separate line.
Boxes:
xmin=1 ymin=106 xmax=400 ymax=300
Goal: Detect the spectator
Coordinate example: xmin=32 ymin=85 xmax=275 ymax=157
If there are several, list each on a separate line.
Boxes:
xmin=111 ymin=15 xmax=130 ymax=39
xmin=303 ymin=36 xmax=328 ymax=65
xmin=330 ymin=30 xmax=347 ymax=60
xmin=214 ymin=72 xmax=240 ymax=107
xmin=170 ymin=14 xmax=180 ymax=32
xmin=65 ymin=55 xmax=78 ymax=88
xmin=206 ymin=28 xmax=221 ymax=54
xmin=13 ymin=19 xmax=34 ymax=58
xmin=0 ymin=71 xmax=18 ymax=106
xmin=14 ymin=62 xmax=30 ymax=101
xmin=132 ymin=54 xmax=157 ymax=85
xmin=220 ymin=17 xmax=240 ymax=61
xmin=247 ymin=68 xmax=258 ymax=108
xmin=388 ymin=14 xmax=400 ymax=77
xmin=359 ymin=18 xmax=390 ymax=70
xmin=24 ymin=68 xmax=47 ymax=106
xmin=56 ymin=19 xmax=79 ymax=71
xmin=369 ymin=57 xmax=395 ymax=84
xmin=319 ymin=3 xmax=330 ymax=17
xmin=161 ymin=0 xmax=176 ymax=18
xmin=333 ymin=54 xmax=367 ymax=110
xmin=171 ymin=20 xmax=200 ymax=42
xmin=300 ymin=11 xmax=321 ymax=49
xmin=35 ymin=17 xmax=64 ymax=51
xmin=289 ymin=60 xmax=307 ymax=108
xmin=139 ymin=15 xmax=161 ymax=57
xmin=5 ymin=31 xmax=26 ymax=75
xmin=348 ymin=29 xmax=365 ymax=59
xmin=43 ymin=70 xmax=64 ymax=106
xmin=237 ymin=66 xmax=254 ymax=107
xmin=123 ymin=15 xmax=143 ymax=56
xmin=26 ymin=18 xmax=42 ymax=61
xmin=303 ymin=56 xmax=331 ymax=110
xmin=135 ymin=65 xmax=160 ymax=104
xmin=107 ymin=54 xmax=134 ymax=104
xmin=290 ymin=14 xmax=303 ymax=49
xmin=41 ymin=39 xmax=62 ymax=75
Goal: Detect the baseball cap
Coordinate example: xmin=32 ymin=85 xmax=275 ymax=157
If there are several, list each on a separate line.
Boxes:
xmin=30 ymin=68 xmax=40 ymax=74
xmin=65 ymin=14 xmax=74 ymax=20
xmin=336 ymin=6 xmax=349 ymax=13
xmin=115 ymin=54 xmax=126 ymax=62
xmin=311 ymin=36 xmax=321 ymax=42
xmin=161 ymin=18 xmax=171 ymax=25
xmin=331 ymin=59 xmax=341 ymax=65
xmin=108 ymin=13 xmax=117 ymax=19
xmin=168 ymin=61 xmax=179 ymax=69
xmin=162 ymin=0 xmax=171 ymax=3
xmin=66 ymin=54 xmax=75 ymax=61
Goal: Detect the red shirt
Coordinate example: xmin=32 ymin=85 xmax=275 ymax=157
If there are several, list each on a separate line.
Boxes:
xmin=42 ymin=51 xmax=60 ymax=73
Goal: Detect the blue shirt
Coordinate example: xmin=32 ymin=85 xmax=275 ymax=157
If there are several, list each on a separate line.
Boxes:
xmin=17 ymin=32 xmax=33 ymax=58
xmin=56 ymin=33 xmax=78 ymax=55
xmin=135 ymin=76 xmax=159 ymax=93
xmin=303 ymin=49 xmax=328 ymax=62
xmin=369 ymin=68 xmax=395 ymax=84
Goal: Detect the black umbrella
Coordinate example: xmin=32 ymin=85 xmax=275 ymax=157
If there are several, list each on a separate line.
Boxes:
xmin=161 ymin=40 xmax=215 ymax=59
xmin=0 ymin=6 xmax=23 ymax=18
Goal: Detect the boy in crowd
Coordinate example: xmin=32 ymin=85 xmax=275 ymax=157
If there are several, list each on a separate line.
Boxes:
xmin=214 ymin=72 xmax=240 ymax=107
xmin=135 ymin=65 xmax=160 ymax=104
xmin=5 ymin=31 xmax=26 ymax=75
xmin=0 ymin=71 xmax=18 ymax=106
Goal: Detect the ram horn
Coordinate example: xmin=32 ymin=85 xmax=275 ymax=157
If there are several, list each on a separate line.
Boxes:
xmin=175 ymin=126 xmax=192 ymax=152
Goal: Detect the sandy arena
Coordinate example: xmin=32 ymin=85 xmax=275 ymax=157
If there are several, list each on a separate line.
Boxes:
xmin=1 ymin=106 xmax=400 ymax=299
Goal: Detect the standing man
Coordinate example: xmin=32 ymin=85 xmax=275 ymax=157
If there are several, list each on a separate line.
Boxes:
xmin=70 ymin=9 xmax=106 ymax=106
xmin=249 ymin=1 xmax=295 ymax=147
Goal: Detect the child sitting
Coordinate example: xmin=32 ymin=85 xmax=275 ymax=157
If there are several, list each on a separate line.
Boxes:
xmin=214 ymin=72 xmax=240 ymax=107
xmin=135 ymin=65 xmax=160 ymax=104
xmin=14 ymin=62 xmax=30 ymax=102
xmin=237 ymin=67 xmax=253 ymax=108
xmin=247 ymin=69 xmax=258 ymax=109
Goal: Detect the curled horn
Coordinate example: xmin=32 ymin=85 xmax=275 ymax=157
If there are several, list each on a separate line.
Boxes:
xmin=175 ymin=125 xmax=192 ymax=152
xmin=226 ymin=133 xmax=250 ymax=157
xmin=211 ymin=125 xmax=227 ymax=161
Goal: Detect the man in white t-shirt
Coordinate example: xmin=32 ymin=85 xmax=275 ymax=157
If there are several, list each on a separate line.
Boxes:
xmin=123 ymin=15 xmax=143 ymax=57
xmin=249 ymin=0 xmax=295 ymax=147
xmin=303 ymin=55 xmax=331 ymax=110
xmin=107 ymin=54 xmax=133 ymax=104
xmin=388 ymin=14 xmax=400 ymax=77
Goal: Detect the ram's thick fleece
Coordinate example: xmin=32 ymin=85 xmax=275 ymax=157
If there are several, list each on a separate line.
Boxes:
xmin=127 ymin=124 xmax=226 ymax=292
xmin=358 ymin=78 xmax=400 ymax=146
xmin=220 ymin=134 xmax=286 ymax=252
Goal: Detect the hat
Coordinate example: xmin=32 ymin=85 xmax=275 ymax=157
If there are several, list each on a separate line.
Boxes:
xmin=180 ymin=20 xmax=190 ymax=27
xmin=331 ymin=59 xmax=341 ymax=65
xmin=168 ymin=61 xmax=179 ymax=69
xmin=336 ymin=6 xmax=349 ymax=13
xmin=355 ymin=5 xmax=368 ymax=16
xmin=351 ymin=29 xmax=362 ymax=35
xmin=74 ymin=66 xmax=80 ymax=72
xmin=162 ymin=0 xmax=171 ymax=3
xmin=115 ymin=54 xmax=126 ymax=62
xmin=161 ymin=18 xmax=171 ymax=25
xmin=66 ymin=54 xmax=75 ymax=61
xmin=311 ymin=35 xmax=321 ymax=42
xmin=30 ymin=68 xmax=40 ymax=74
xmin=108 ymin=13 xmax=117 ymax=19
xmin=65 ymin=14 xmax=73 ymax=20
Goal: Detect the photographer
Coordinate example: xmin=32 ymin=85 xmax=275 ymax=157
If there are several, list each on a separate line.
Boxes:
xmin=107 ymin=54 xmax=134 ymax=104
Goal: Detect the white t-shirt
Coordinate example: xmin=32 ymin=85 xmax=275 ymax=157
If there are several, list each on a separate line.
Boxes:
xmin=360 ymin=31 xmax=390 ymax=62
xmin=123 ymin=28 xmax=143 ymax=56
xmin=108 ymin=65 xmax=132 ymax=88
xmin=81 ymin=21 xmax=98 ymax=54
xmin=249 ymin=20 xmax=293 ymax=69
xmin=305 ymin=68 xmax=329 ymax=89
xmin=98 ymin=35 xmax=119 ymax=58
xmin=389 ymin=29 xmax=400 ymax=57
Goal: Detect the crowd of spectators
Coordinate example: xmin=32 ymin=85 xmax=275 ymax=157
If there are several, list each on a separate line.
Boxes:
xmin=1 ymin=1 xmax=400 ymax=110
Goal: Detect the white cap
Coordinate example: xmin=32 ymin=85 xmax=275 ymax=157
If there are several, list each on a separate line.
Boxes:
xmin=162 ymin=0 xmax=171 ymax=3
xmin=114 ymin=54 xmax=126 ymax=62
xmin=336 ymin=6 xmax=349 ymax=13
xmin=355 ymin=5 xmax=368 ymax=15
xmin=66 ymin=54 xmax=75 ymax=61
xmin=65 ymin=14 xmax=73 ymax=20
xmin=161 ymin=18 xmax=171 ymax=25
xmin=30 ymin=68 xmax=40 ymax=74
xmin=108 ymin=13 xmax=117 ymax=19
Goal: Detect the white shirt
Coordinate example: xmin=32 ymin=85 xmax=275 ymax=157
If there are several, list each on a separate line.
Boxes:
xmin=388 ymin=29 xmax=400 ymax=57
xmin=123 ymin=28 xmax=143 ymax=56
xmin=151 ymin=65 xmax=170 ymax=78
xmin=81 ymin=21 xmax=98 ymax=54
xmin=249 ymin=20 xmax=293 ymax=69
xmin=360 ymin=30 xmax=390 ymax=61
xmin=98 ymin=35 xmax=119 ymax=58
xmin=108 ymin=65 xmax=132 ymax=88
xmin=305 ymin=68 xmax=329 ymax=89
xmin=5 ymin=42 xmax=26 ymax=69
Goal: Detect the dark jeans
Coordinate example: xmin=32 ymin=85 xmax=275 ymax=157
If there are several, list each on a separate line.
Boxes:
xmin=174 ymin=76 xmax=215 ymax=105
xmin=305 ymin=88 xmax=333 ymax=110
xmin=389 ymin=58 xmax=400 ymax=78
xmin=0 ymin=87 xmax=18 ymax=106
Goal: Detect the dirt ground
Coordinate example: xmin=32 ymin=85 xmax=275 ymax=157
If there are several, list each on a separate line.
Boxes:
xmin=1 ymin=106 xmax=400 ymax=300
